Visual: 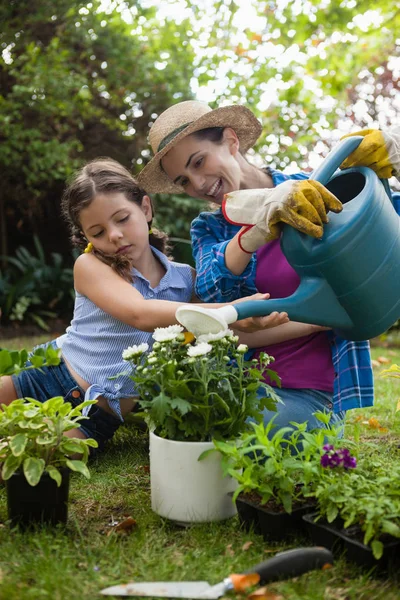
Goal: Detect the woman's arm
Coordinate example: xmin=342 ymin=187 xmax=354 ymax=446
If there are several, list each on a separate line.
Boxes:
xmin=235 ymin=321 xmax=330 ymax=348
xmin=191 ymin=211 xmax=258 ymax=302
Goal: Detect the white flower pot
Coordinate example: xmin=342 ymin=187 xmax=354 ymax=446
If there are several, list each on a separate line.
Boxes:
xmin=149 ymin=431 xmax=238 ymax=524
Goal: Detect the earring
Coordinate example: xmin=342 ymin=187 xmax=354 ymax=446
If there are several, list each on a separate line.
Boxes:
xmin=148 ymin=228 xmax=153 ymax=235
xmin=84 ymin=242 xmax=93 ymax=253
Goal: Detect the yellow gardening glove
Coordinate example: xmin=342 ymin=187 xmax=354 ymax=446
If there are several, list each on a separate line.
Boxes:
xmin=222 ymin=180 xmax=342 ymax=253
xmin=340 ymin=128 xmax=400 ymax=180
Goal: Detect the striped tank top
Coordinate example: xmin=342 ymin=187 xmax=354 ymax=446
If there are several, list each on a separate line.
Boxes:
xmin=58 ymin=247 xmax=193 ymax=420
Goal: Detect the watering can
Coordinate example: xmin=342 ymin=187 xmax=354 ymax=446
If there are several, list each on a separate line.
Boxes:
xmin=176 ymin=136 xmax=400 ymax=341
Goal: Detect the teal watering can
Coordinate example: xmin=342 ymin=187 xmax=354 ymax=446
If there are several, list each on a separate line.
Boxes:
xmin=176 ymin=136 xmax=400 ymax=340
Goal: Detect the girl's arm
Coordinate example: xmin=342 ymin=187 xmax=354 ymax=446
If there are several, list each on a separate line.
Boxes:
xmin=75 ymin=254 xmax=185 ymax=331
xmin=74 ymin=254 xmax=288 ymax=333
xmin=235 ymin=322 xmax=331 ymax=348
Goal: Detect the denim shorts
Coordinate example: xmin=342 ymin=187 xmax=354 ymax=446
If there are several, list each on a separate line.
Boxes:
xmin=11 ymin=341 xmax=121 ymax=452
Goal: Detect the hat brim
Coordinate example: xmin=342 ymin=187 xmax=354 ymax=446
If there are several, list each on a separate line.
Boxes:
xmin=137 ymin=105 xmax=262 ymax=194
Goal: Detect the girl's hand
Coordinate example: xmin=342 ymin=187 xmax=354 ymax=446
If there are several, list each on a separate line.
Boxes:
xmin=232 ymin=293 xmax=289 ymax=333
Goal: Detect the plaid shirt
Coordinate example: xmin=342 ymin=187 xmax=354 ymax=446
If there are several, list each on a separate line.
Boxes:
xmin=191 ymin=168 xmax=374 ymax=413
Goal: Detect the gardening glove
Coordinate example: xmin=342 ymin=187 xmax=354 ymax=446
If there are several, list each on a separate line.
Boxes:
xmin=340 ymin=127 xmax=400 ymax=180
xmin=222 ymin=179 xmax=343 ymax=253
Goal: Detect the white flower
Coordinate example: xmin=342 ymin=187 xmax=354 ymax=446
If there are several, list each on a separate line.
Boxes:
xmin=122 ymin=343 xmax=149 ymax=360
xmin=153 ymin=325 xmax=184 ymax=342
xmin=237 ymin=344 xmax=248 ymax=353
xmin=187 ymin=342 xmax=213 ymax=357
xmin=197 ymin=329 xmax=234 ymax=343
xmin=148 ymin=357 xmax=157 ymax=364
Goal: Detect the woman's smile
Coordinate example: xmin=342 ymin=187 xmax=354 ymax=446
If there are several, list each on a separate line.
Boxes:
xmin=206 ymin=178 xmax=223 ymax=202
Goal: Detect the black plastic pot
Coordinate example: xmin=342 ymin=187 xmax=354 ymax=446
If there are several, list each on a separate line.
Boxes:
xmin=302 ymin=512 xmax=344 ymax=554
xmin=303 ymin=512 xmax=400 ymax=569
xmin=6 ymin=470 xmax=70 ymax=528
xmin=235 ymin=494 xmax=315 ymax=541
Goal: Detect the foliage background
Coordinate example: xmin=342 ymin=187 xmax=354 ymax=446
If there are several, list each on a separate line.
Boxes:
xmin=1 ymin=0 xmax=399 ymax=323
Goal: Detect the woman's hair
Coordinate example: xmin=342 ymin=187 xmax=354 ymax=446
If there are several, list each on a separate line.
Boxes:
xmin=61 ymin=158 xmax=170 ymax=282
xmin=193 ymin=127 xmax=225 ymax=144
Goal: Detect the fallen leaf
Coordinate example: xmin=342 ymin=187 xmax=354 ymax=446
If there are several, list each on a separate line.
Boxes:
xmin=242 ymin=541 xmax=253 ymax=551
xmin=377 ymin=356 xmax=390 ymax=364
xmin=371 ymin=360 xmax=380 ymax=368
xmin=225 ymin=543 xmax=235 ymax=557
xmin=247 ymin=587 xmax=284 ymax=600
xmin=107 ymin=516 xmax=137 ymax=536
xmin=114 ymin=516 xmax=137 ymax=532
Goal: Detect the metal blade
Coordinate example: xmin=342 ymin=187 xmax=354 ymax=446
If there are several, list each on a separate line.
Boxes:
xmin=100 ymin=581 xmax=217 ymax=598
xmin=196 ymin=581 xmax=228 ymax=599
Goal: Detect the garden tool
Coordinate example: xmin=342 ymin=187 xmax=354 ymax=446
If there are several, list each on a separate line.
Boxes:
xmin=176 ymin=135 xmax=400 ymax=341
xmin=100 ymin=546 xmax=333 ymax=598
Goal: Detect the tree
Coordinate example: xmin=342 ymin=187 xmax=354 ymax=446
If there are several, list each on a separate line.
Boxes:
xmin=0 ymin=0 xmax=198 ymax=258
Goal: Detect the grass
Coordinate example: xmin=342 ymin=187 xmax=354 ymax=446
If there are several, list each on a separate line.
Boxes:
xmin=0 ymin=336 xmax=400 ymax=599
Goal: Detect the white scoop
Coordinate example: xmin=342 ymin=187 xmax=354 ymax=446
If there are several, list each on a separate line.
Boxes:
xmin=175 ymin=305 xmax=238 ymax=337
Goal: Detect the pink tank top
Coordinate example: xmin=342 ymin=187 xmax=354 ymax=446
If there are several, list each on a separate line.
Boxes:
xmin=253 ymin=240 xmax=334 ymax=391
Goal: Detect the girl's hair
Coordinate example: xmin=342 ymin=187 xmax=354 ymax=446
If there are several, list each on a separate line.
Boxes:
xmin=61 ymin=158 xmax=170 ymax=282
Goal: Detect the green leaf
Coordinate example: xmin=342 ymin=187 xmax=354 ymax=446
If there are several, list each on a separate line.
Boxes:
xmin=0 ymin=350 xmax=13 ymax=375
xmin=84 ymin=438 xmax=98 ymax=448
xmin=2 ymin=454 xmax=22 ymax=480
xmin=371 ymin=540 xmax=384 ymax=560
xmin=9 ymin=433 xmax=28 ymax=456
xmin=198 ymin=448 xmax=216 ymax=461
xmin=326 ymin=504 xmax=339 ymax=523
xmin=169 ymin=397 xmax=192 ymax=415
xmin=65 ymin=459 xmax=90 ymax=479
xmin=23 ymin=457 xmax=45 ymax=486
xmin=46 ymin=466 xmax=62 ymax=487
xmin=151 ymin=393 xmax=172 ymax=424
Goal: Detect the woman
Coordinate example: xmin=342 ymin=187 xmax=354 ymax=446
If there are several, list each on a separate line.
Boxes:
xmin=138 ymin=101 xmax=384 ymax=432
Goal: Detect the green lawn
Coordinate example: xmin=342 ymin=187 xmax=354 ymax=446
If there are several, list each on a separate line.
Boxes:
xmin=0 ymin=336 xmax=399 ymax=600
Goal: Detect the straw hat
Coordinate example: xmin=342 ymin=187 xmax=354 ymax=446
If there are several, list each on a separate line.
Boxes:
xmin=137 ymin=100 xmax=262 ymax=194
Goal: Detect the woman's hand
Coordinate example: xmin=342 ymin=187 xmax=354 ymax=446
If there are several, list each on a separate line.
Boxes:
xmin=232 ymin=292 xmax=289 ymax=332
xmin=222 ymin=180 xmax=342 ymax=253
xmin=340 ymin=128 xmax=400 ymax=180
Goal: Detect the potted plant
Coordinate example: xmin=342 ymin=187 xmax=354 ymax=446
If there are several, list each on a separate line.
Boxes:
xmin=212 ymin=412 xmax=342 ymax=541
xmin=302 ymin=445 xmax=400 ymax=567
xmin=0 ymin=345 xmax=98 ymax=528
xmin=122 ymin=326 xmax=280 ymax=525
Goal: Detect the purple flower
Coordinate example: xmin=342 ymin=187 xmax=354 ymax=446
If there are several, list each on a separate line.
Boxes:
xmin=323 ymin=444 xmax=334 ymax=452
xmin=320 ymin=445 xmax=357 ymax=470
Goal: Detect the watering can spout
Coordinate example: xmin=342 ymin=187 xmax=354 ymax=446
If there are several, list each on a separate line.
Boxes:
xmin=232 ymin=278 xmax=354 ymax=331
xmin=176 ymin=278 xmax=354 ymax=339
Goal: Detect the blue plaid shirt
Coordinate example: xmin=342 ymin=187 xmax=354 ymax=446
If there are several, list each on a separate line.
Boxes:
xmin=191 ymin=168 xmax=374 ymax=414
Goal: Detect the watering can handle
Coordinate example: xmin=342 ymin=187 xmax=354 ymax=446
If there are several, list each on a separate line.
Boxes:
xmin=312 ymin=135 xmax=393 ymax=202
xmin=311 ymin=136 xmax=363 ymax=185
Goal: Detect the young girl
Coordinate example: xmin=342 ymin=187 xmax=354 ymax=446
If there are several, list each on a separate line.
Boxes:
xmin=0 ymin=159 xmax=288 ymax=452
